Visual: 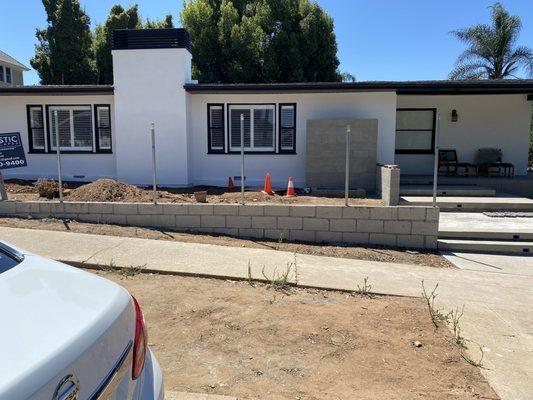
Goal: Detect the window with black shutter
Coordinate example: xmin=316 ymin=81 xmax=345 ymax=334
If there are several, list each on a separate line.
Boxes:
xmin=27 ymin=105 xmax=45 ymax=152
xmin=279 ymin=104 xmax=296 ymax=153
xmin=208 ymin=104 xmax=225 ymax=153
xmin=95 ymin=105 xmax=112 ymax=152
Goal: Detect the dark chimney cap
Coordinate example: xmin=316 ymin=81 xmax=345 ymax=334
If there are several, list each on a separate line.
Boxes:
xmin=113 ymin=28 xmax=191 ymax=52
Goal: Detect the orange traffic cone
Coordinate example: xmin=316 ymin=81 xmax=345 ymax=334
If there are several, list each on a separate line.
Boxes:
xmin=228 ymin=176 xmax=235 ymax=190
xmin=262 ymin=173 xmax=274 ymax=195
xmin=286 ymin=177 xmax=295 ymax=197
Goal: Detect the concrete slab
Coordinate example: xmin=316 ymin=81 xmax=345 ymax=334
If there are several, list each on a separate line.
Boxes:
xmin=401 ymin=195 xmax=533 ymax=211
xmin=1 ymin=226 xmax=532 ymax=400
xmin=400 ymin=185 xmax=496 ymax=197
xmin=439 ymin=238 xmax=533 ymax=255
xmin=443 ymin=251 xmax=533 ymax=276
xmin=440 ymin=212 xmax=533 ymax=240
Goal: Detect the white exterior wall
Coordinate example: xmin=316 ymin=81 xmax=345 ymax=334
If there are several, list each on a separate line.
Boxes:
xmin=188 ymin=91 xmax=397 ymax=188
xmin=112 ymin=48 xmax=193 ymax=186
xmin=0 ymin=94 xmax=116 ymax=181
xmin=396 ymin=94 xmax=532 ymax=175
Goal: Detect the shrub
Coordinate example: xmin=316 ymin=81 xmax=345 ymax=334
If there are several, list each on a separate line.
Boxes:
xmin=34 ymin=179 xmax=58 ymax=199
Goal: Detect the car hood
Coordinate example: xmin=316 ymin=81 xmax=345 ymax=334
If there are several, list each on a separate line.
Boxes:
xmin=0 ymin=249 xmax=133 ymax=399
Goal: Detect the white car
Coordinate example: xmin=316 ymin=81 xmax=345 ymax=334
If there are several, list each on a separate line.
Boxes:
xmin=0 ymin=241 xmax=164 ymax=400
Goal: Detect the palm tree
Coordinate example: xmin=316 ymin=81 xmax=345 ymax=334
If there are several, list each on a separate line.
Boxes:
xmin=449 ymin=2 xmax=533 ymax=80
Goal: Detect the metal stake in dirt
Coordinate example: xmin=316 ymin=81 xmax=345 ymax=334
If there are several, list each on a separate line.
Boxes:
xmin=240 ymin=113 xmax=245 ymax=205
xmin=432 ymin=113 xmax=441 ymax=207
xmin=150 ymin=122 xmax=158 ymax=205
xmin=345 ymin=125 xmax=351 ymax=206
xmin=0 ymin=171 xmax=8 ymax=201
xmin=54 ymin=110 xmax=64 ymax=203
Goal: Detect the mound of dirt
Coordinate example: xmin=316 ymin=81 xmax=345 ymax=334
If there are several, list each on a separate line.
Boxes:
xmin=68 ymin=179 xmax=153 ymax=202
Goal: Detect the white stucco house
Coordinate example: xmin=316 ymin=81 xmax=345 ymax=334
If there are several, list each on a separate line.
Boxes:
xmin=0 ymin=28 xmax=531 ymax=191
xmin=0 ymin=50 xmax=29 ymax=87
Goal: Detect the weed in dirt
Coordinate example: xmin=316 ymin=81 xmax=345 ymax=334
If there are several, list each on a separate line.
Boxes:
xmin=247 ymin=261 xmax=255 ymax=287
xmin=34 ymin=178 xmax=58 ymax=199
xmin=461 ymin=344 xmax=486 ymax=369
xmin=99 ymin=261 xmax=145 ymax=277
xmin=449 ymin=306 xmax=466 ymax=348
xmin=420 ymin=281 xmax=487 ymax=369
xmin=275 ymin=231 xmax=286 ymax=250
xmin=421 ymin=280 xmax=449 ymax=329
xmin=354 ymin=276 xmax=374 ymax=298
xmin=99 ymin=260 xmax=119 ymax=274
xmin=120 ymin=264 xmax=146 ymax=277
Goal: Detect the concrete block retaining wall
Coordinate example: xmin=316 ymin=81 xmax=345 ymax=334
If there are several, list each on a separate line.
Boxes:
xmin=0 ymin=201 xmax=439 ymax=249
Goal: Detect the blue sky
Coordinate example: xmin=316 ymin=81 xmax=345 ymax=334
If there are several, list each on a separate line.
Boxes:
xmin=3 ymin=0 xmax=533 ymax=85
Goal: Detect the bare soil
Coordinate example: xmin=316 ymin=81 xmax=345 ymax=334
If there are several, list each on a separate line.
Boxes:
xmin=93 ymin=271 xmax=498 ymax=399
xmin=4 ymin=179 xmax=382 ymax=206
xmin=0 ymin=217 xmax=454 ymax=268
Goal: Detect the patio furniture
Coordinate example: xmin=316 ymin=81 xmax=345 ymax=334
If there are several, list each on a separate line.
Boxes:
xmin=438 ymin=149 xmax=477 ymax=176
xmin=476 ymin=148 xmax=514 ymax=177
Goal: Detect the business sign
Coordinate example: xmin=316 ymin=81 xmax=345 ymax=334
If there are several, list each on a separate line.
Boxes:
xmin=0 ymin=132 xmax=27 ymax=170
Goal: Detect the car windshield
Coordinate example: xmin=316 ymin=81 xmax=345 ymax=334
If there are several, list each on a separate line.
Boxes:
xmin=0 ymin=244 xmax=23 ymax=274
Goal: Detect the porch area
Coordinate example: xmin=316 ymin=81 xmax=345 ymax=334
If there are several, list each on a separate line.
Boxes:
xmin=399 ymin=173 xmax=533 ymax=211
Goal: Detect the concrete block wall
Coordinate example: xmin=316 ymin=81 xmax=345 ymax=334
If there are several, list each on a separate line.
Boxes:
xmin=306 ymin=119 xmax=378 ymax=191
xmin=0 ymin=201 xmax=439 ymax=249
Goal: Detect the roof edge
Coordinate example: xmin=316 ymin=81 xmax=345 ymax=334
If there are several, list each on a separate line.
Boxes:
xmin=184 ymin=80 xmax=533 ymax=95
xmin=0 ymin=85 xmax=114 ymax=95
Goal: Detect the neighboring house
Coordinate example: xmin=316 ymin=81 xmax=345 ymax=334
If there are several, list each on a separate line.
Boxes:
xmin=0 ymin=29 xmax=532 ymax=190
xmin=0 ymin=50 xmax=29 ymax=86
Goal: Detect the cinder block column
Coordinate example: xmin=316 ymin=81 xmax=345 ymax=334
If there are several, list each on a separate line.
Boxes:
xmin=379 ymin=165 xmax=400 ymax=206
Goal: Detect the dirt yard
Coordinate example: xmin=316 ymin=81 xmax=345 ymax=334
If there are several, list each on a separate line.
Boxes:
xmin=4 ymin=179 xmax=382 ymax=206
xmin=0 ymin=217 xmax=454 ymax=268
xmin=94 ymin=270 xmax=497 ymax=399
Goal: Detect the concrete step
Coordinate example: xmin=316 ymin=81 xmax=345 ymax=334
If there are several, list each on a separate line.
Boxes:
xmin=401 ymin=196 xmax=533 ymax=212
xmin=439 ymin=230 xmax=533 ymax=241
xmin=438 ymin=238 xmax=533 ymax=255
xmin=400 ymin=185 xmax=496 ymax=197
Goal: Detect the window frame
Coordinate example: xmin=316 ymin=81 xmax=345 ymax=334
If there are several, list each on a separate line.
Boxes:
xmin=94 ymin=104 xmax=113 ymax=153
xmin=395 ymin=108 xmax=436 ymax=155
xmin=207 ymin=103 xmax=225 ymax=154
xmin=278 ymin=103 xmax=297 ymax=154
xmin=26 ymin=105 xmax=46 ymax=153
xmin=5 ymin=67 xmax=11 ymax=84
xmin=0 ymin=65 xmax=4 ymax=82
xmin=45 ymin=104 xmax=96 ymax=153
xmin=227 ymin=103 xmax=277 ymax=154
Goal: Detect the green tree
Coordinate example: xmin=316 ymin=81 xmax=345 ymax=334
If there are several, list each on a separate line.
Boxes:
xmin=31 ymin=0 xmax=96 ymax=84
xmin=93 ymin=5 xmax=174 ymax=84
xmin=94 ymin=5 xmax=142 ymax=84
xmin=449 ymin=2 xmax=533 ymax=80
xmin=145 ymin=14 xmax=174 ymax=29
xmin=181 ymin=0 xmax=341 ymax=83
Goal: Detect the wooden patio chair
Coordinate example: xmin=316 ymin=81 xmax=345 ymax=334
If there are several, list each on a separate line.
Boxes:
xmin=476 ymin=148 xmax=514 ymax=177
xmin=438 ymin=149 xmax=477 ymax=176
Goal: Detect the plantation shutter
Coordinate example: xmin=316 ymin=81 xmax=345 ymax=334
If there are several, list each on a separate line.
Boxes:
xmin=96 ymin=105 xmax=112 ymax=150
xmin=49 ymin=106 xmax=94 ymax=151
xmin=28 ymin=106 xmax=45 ymax=150
xmin=208 ymin=105 xmax=224 ymax=152
xmin=253 ymin=108 xmax=274 ymax=148
xmin=279 ymin=104 xmax=296 ymax=152
xmin=230 ymin=108 xmax=251 ymax=149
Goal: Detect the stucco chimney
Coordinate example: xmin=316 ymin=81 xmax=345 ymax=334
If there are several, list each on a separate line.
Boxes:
xmin=111 ymin=28 xmax=193 ymax=186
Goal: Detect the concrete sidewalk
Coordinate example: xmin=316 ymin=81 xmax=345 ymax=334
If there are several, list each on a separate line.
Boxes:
xmin=1 ymin=226 xmax=532 ymax=399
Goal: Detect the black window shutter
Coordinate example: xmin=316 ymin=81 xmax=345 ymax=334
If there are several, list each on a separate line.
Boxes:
xmin=208 ymin=104 xmax=225 ymax=153
xmin=279 ymin=104 xmax=296 ymax=153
